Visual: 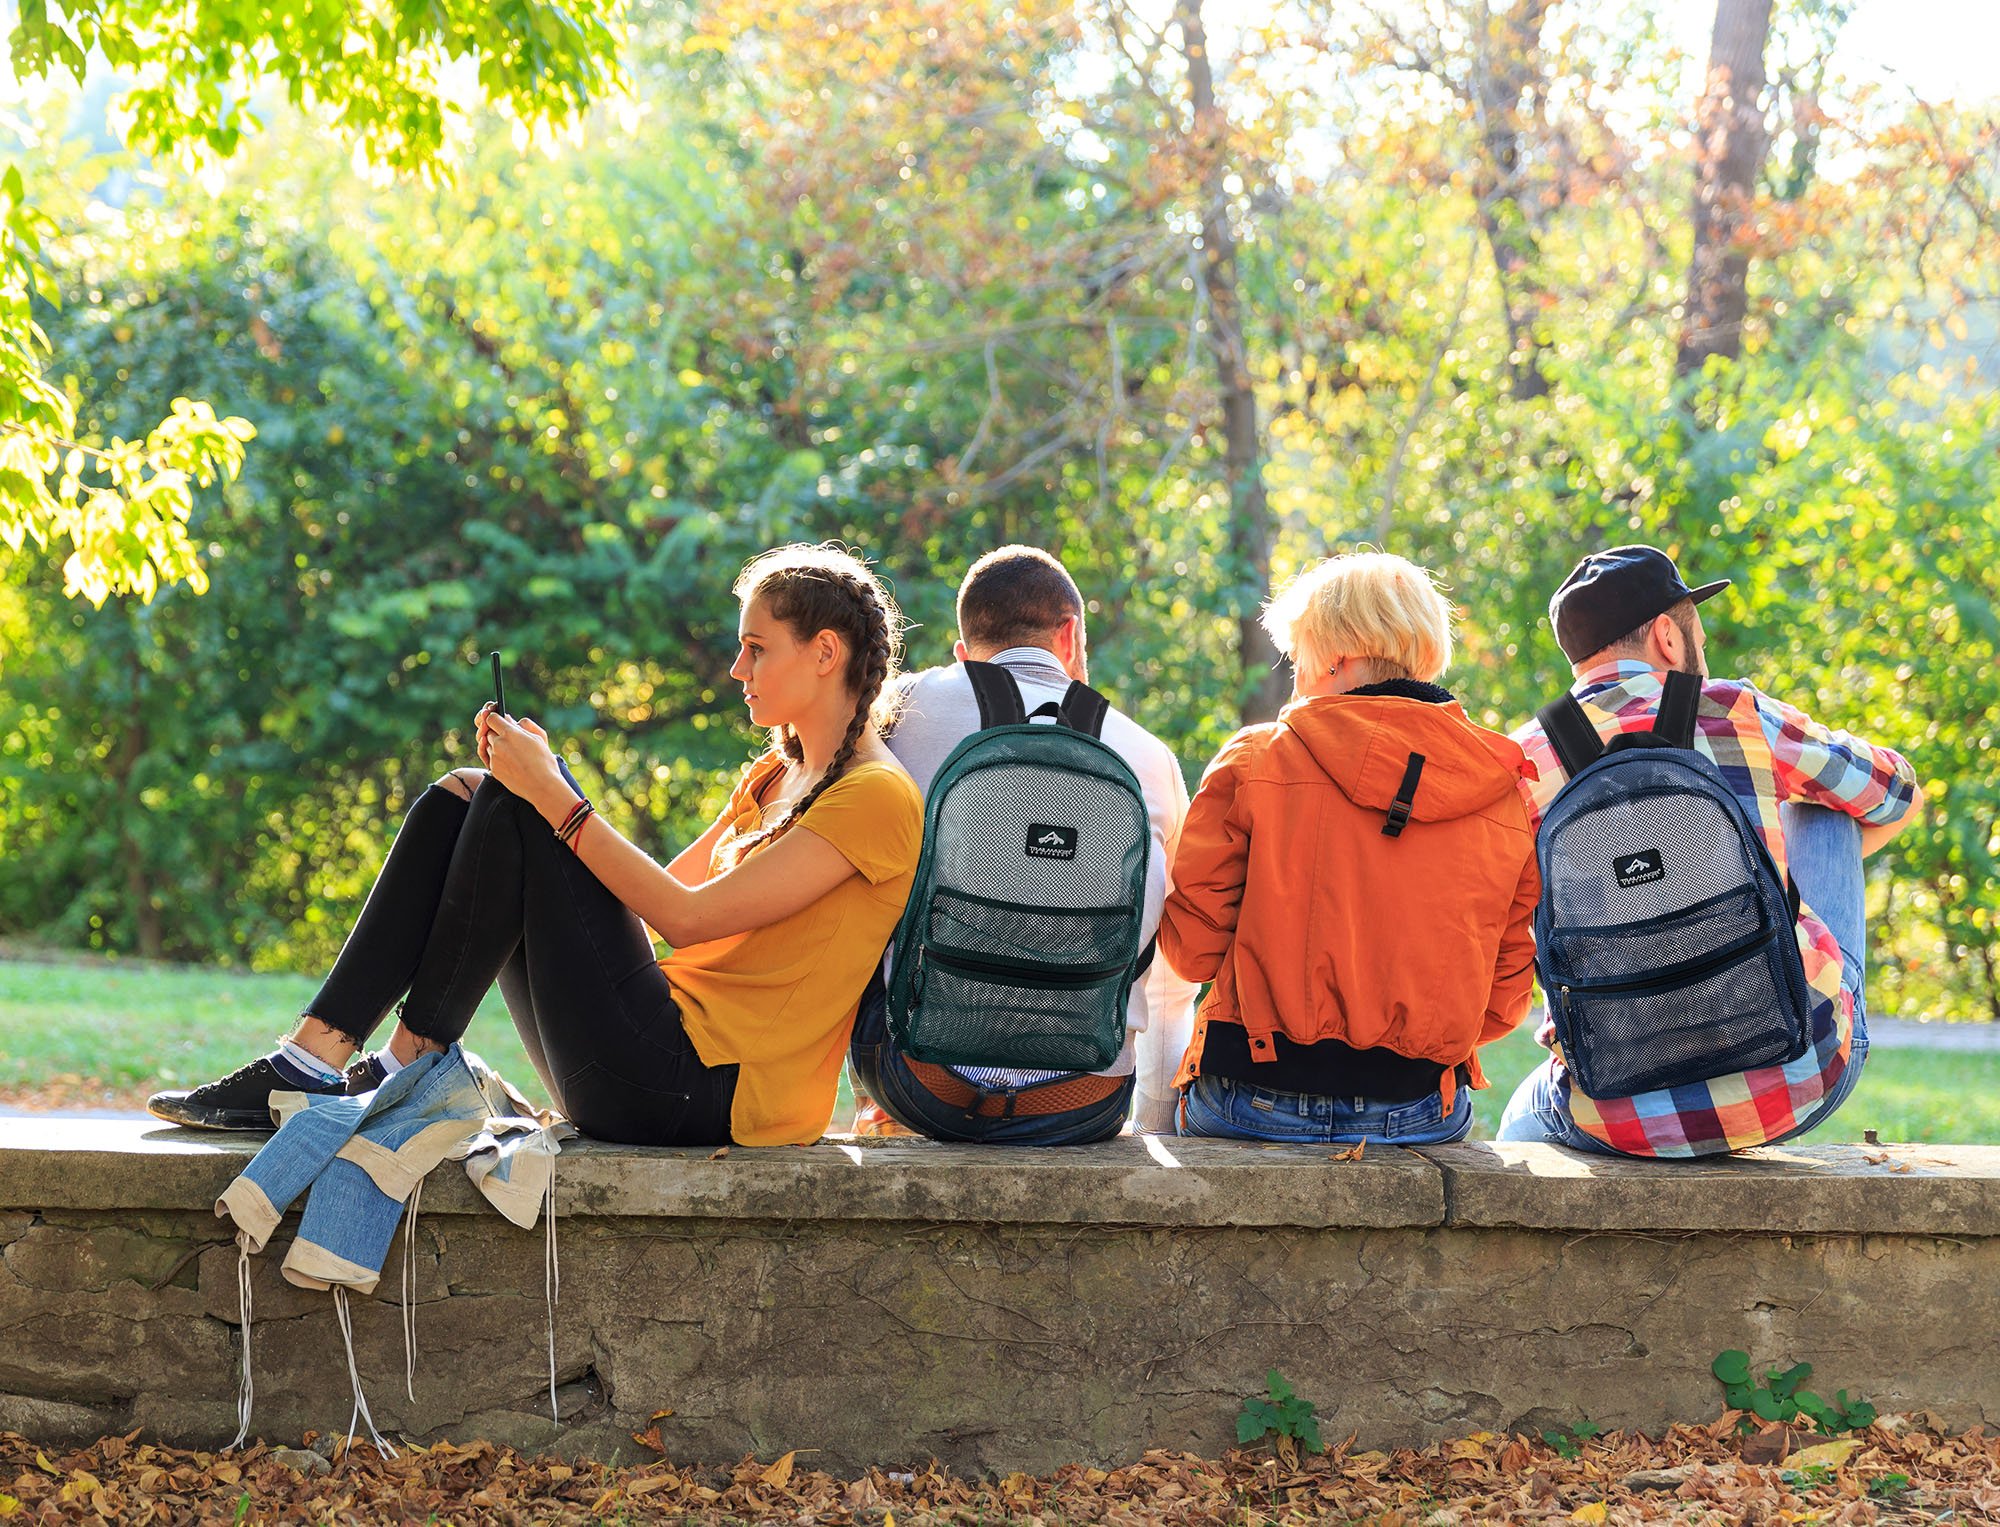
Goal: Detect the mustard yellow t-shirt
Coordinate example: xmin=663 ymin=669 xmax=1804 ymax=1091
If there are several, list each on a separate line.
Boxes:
xmin=665 ymin=753 xmax=922 ymax=1146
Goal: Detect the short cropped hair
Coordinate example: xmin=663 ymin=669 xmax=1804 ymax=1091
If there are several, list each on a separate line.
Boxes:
xmin=957 ymin=545 xmax=1085 ymax=653
xmin=1261 ymin=552 xmax=1454 ymax=682
xmin=1595 ymin=597 xmax=1698 ymax=665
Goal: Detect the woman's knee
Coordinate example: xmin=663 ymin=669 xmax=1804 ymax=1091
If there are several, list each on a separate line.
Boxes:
xmin=433 ymin=768 xmax=489 ymax=802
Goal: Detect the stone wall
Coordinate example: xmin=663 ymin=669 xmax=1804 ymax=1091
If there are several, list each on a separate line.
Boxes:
xmin=2 ymin=1119 xmax=1996 ymax=1473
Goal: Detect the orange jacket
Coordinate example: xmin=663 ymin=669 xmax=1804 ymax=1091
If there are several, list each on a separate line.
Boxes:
xmin=1162 ymin=691 xmax=1541 ymax=1096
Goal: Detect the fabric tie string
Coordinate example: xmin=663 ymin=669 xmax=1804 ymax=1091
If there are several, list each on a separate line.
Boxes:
xmin=228 ymin=1239 xmax=255 ymax=1450
xmin=334 ymin=1285 xmax=398 ymax=1459
xmin=400 ymin=1173 xmax=425 ymax=1404
xmin=544 ymin=1166 xmax=560 ymax=1421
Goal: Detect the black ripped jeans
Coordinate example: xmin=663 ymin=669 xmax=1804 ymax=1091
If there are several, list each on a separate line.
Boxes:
xmin=305 ymin=768 xmax=737 ymax=1145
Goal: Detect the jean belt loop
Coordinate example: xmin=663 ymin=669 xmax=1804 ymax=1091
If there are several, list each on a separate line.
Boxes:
xmin=1438 ymin=1067 xmax=1457 ymax=1116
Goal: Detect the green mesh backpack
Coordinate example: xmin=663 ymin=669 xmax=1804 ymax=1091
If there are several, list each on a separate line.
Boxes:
xmin=885 ymin=661 xmax=1154 ymax=1073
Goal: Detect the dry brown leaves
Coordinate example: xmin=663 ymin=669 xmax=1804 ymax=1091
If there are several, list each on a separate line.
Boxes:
xmin=2 ymin=1415 xmax=1994 ymax=1524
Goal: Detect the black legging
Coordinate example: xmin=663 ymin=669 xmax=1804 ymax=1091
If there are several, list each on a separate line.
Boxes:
xmin=305 ymin=772 xmax=737 ymax=1145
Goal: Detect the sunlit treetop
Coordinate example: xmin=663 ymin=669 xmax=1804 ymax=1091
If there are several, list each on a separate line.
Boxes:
xmin=9 ymin=0 xmax=629 ymax=171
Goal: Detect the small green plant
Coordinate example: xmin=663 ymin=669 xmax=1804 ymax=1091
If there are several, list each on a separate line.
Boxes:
xmin=1236 ymin=1369 xmax=1324 ymax=1454
xmin=1868 ymin=1472 xmax=1913 ymax=1500
xmin=1711 ymin=1351 xmax=1878 ymax=1433
xmin=1781 ymin=1463 xmax=1837 ymax=1490
xmin=1540 ymin=1419 xmax=1603 ymax=1460
xmin=233 ymin=1492 xmax=253 ymax=1526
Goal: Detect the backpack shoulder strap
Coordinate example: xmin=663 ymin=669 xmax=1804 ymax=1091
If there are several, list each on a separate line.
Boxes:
xmin=1023 ymin=680 xmax=1114 ymax=738
xmin=1535 ymin=693 xmax=1605 ymax=778
xmin=1055 ymin=681 xmax=1111 ymax=739
xmin=963 ymin=660 xmax=1027 ymax=729
xmin=1653 ymin=669 xmax=1702 ymax=750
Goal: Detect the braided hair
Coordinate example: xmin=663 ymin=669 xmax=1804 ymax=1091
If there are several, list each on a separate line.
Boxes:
xmin=730 ymin=543 xmax=904 ymax=853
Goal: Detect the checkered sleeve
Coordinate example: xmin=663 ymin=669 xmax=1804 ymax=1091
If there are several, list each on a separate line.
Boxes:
xmin=1749 ymin=685 xmax=1919 ymax=826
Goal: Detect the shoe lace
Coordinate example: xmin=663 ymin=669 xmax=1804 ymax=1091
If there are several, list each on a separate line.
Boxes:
xmin=206 ymin=1055 xmax=278 ymax=1093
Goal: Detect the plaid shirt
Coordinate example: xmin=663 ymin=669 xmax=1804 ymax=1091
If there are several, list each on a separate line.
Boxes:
xmin=1511 ymin=661 xmax=1919 ymax=1156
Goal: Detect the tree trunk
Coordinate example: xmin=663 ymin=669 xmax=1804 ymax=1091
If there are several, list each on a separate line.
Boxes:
xmin=1677 ymin=0 xmax=1774 ymax=377
xmin=1471 ymin=0 xmax=1556 ymax=401
xmin=1177 ymin=0 xmax=1289 ymax=724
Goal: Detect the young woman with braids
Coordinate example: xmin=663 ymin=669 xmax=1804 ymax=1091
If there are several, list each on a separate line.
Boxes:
xmin=150 ymin=545 xmax=923 ymax=1147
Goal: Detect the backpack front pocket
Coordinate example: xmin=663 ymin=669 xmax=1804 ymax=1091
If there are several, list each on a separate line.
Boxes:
xmin=896 ymin=889 xmax=1137 ymax=1071
xmin=1555 ymin=931 xmax=1811 ymax=1099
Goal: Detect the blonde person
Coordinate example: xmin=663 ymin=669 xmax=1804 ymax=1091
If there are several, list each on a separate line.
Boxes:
xmin=150 ymin=545 xmax=923 ymax=1148
xmin=1161 ymin=552 xmax=1540 ymax=1144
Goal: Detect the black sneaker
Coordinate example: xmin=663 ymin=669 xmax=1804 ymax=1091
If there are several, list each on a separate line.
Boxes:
xmin=343 ymin=1052 xmax=390 ymax=1095
xmin=146 ymin=1051 xmax=345 ymax=1131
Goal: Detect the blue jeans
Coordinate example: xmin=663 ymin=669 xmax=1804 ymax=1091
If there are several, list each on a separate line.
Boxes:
xmin=1497 ymin=803 xmax=1871 ymax=1152
xmin=1177 ymin=1072 xmax=1473 ymax=1145
xmin=848 ymin=984 xmax=1134 ymax=1145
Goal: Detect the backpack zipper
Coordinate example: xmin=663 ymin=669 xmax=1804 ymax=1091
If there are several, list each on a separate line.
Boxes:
xmin=925 ymin=946 xmax=1129 ymax=991
xmin=1553 ymin=922 xmax=1773 ymax=998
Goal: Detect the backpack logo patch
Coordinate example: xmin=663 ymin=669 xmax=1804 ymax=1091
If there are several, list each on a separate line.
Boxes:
xmin=1025 ymin=824 xmax=1078 ymax=860
xmin=1615 ymin=849 xmax=1665 ymax=887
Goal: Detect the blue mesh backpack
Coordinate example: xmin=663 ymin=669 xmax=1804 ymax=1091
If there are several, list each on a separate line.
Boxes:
xmin=885 ymin=661 xmax=1153 ymax=1074
xmin=1532 ymin=670 xmax=1814 ymax=1099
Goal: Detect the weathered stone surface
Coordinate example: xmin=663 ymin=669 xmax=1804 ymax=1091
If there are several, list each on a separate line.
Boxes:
xmin=0 ymin=1392 xmax=131 ymax=1442
xmin=2 ymin=1123 xmax=1997 ymax=1472
xmin=0 ymin=1121 xmax=1444 ymax=1228
xmin=1424 ymin=1140 xmax=2000 ymax=1234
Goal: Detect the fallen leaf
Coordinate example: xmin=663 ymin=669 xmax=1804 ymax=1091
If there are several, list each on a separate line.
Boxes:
xmin=1330 ymin=1140 xmax=1365 ymax=1161
xmin=1787 ymin=1439 xmax=1860 ymax=1471
xmin=1570 ymin=1503 xmax=1608 ymax=1524
xmin=626 ymin=1472 xmax=677 ymax=1496
xmin=760 ymin=1450 xmax=796 ymax=1489
xmin=0 ymin=1494 xmax=18 ymax=1518
xmin=1622 ymin=1466 xmax=1695 ymax=1491
xmin=709 ymin=1146 xmax=730 ymax=1159
xmin=1888 ymin=1162 xmax=1912 ymax=1173
xmin=31 ymin=1455 xmax=55 ymax=1477
xmin=1742 ymin=1427 xmax=1793 ymax=1466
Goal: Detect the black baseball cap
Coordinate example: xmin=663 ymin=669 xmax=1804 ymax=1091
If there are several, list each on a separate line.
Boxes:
xmin=1549 ymin=545 xmax=1730 ymax=665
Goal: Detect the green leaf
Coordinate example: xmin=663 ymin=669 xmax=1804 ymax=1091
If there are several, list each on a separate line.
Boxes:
xmin=1772 ymin=1363 xmax=1813 ymax=1398
xmin=1236 ymin=1410 xmax=1267 ymax=1445
xmin=1266 ymin=1370 xmax=1295 ymax=1403
xmin=1712 ymin=1350 xmax=1752 ymax=1385
xmin=1750 ymin=1390 xmax=1788 ymax=1423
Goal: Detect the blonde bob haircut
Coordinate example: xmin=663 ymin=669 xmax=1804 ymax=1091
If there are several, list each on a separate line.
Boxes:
xmin=1260 ymin=552 xmax=1454 ymax=684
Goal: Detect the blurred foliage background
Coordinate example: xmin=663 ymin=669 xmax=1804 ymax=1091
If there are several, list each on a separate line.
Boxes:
xmin=0 ymin=0 xmax=1995 ymax=1018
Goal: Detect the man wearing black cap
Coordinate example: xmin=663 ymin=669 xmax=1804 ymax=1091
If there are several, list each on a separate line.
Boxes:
xmin=1496 ymin=545 xmax=1924 ymax=1157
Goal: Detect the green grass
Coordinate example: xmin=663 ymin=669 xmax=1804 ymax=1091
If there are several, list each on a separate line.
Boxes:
xmin=0 ymin=954 xmax=549 ymax=1110
xmin=1 ymin=951 xmax=1995 ymax=1144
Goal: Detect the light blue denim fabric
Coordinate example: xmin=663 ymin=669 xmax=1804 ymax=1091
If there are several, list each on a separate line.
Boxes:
xmin=1497 ymin=804 xmax=1870 ymax=1153
xmin=1177 ymin=1072 xmax=1474 ymax=1145
xmin=223 ymin=1045 xmax=491 ymax=1288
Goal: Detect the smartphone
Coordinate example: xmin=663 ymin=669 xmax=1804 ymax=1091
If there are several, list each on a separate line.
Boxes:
xmin=489 ymin=651 xmax=506 ymax=716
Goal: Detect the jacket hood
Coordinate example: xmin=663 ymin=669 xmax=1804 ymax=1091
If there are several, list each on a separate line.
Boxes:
xmin=1277 ymin=693 xmax=1530 ymax=823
